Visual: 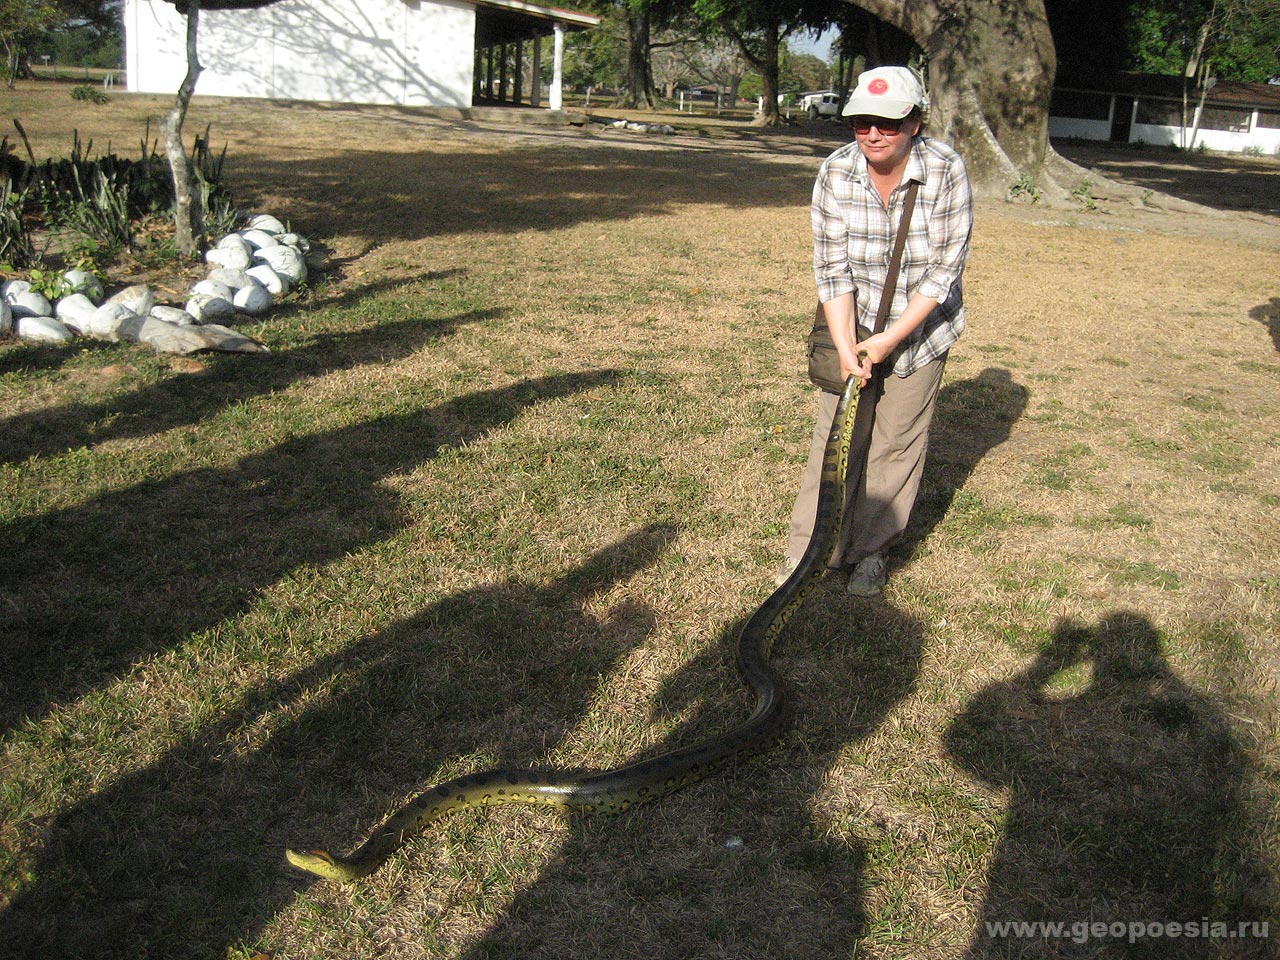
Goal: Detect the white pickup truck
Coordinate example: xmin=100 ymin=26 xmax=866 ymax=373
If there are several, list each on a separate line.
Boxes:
xmin=800 ymin=91 xmax=842 ymax=120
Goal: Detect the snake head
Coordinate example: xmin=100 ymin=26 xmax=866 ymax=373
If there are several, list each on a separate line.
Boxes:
xmin=285 ymin=847 xmax=363 ymax=881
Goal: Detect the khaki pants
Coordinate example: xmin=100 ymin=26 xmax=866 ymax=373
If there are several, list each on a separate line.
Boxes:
xmin=787 ymin=354 xmax=947 ymax=566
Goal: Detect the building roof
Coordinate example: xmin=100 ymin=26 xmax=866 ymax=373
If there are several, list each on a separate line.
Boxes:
xmin=473 ymin=0 xmax=600 ymax=46
xmin=475 ymin=0 xmax=600 ymax=29
xmin=1056 ymin=70 xmax=1280 ymax=112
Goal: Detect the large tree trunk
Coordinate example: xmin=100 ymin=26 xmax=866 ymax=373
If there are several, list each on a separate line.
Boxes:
xmin=841 ymin=0 xmax=1063 ymax=198
xmin=622 ymin=11 xmax=657 ymax=109
xmin=725 ymin=22 xmax=786 ymax=127
xmin=165 ymin=0 xmax=205 ymax=255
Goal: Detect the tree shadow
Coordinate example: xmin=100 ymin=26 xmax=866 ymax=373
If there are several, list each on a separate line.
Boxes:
xmin=0 ymin=338 xmax=124 ymax=379
xmin=894 ymin=366 xmax=1030 ymax=568
xmin=0 ymin=307 xmax=495 ymax=467
xmin=0 ymin=369 xmax=616 ymax=736
xmin=945 ymin=611 xmax=1274 ymax=958
xmin=455 ymin=584 xmax=926 ymax=959
xmin=1053 ymin=140 xmax=1280 ymax=218
xmin=230 ymin=138 xmax=825 ymax=248
xmin=0 ymin=524 xmax=677 ymax=959
xmin=1249 ymin=297 xmax=1280 ymax=353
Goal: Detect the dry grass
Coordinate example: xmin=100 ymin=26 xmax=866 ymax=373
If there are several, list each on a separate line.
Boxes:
xmin=1 ymin=83 xmax=1278 ymax=959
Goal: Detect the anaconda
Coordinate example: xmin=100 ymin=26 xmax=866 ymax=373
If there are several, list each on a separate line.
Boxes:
xmin=286 ymin=375 xmax=859 ymax=881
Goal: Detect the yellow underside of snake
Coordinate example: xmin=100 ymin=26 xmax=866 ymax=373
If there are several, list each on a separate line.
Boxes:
xmin=286 ymin=376 xmax=860 ymax=881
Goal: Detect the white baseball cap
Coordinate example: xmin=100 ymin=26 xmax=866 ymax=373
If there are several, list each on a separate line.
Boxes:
xmin=841 ymin=66 xmax=928 ymax=118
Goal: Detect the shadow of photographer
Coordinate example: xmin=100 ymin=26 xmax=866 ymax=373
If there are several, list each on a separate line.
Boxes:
xmin=945 ymin=611 xmax=1273 ymax=958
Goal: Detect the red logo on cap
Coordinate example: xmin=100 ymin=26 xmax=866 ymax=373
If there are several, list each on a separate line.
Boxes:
xmin=868 ymin=78 xmax=889 ymax=94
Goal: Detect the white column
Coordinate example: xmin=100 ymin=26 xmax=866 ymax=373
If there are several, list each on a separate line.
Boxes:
xmin=531 ymin=35 xmax=542 ymax=107
xmin=551 ymin=22 xmax=565 ymax=111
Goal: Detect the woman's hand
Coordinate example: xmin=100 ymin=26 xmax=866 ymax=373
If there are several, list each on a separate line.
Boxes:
xmin=839 ymin=345 xmax=871 ymax=387
xmin=855 ymin=331 xmax=895 ymax=367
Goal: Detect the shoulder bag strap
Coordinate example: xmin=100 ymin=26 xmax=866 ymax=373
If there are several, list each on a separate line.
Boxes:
xmin=871 ymin=179 xmax=920 ymax=335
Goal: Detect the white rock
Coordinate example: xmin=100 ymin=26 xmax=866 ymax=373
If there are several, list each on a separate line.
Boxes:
xmin=233 ymin=283 xmax=273 ymax=316
xmin=206 ymin=235 xmax=253 ymax=270
xmin=84 ymin=302 xmax=141 ymax=341
xmin=205 ymin=245 xmax=253 ymax=270
xmin=185 ymin=293 xmax=237 ymax=323
xmin=0 ymin=298 xmax=12 ymax=336
xmin=207 ymin=268 xmax=258 ymax=291
xmin=15 ymin=315 xmax=74 ymax=343
xmin=239 ymin=228 xmax=279 ymax=250
xmin=276 ymin=232 xmax=311 ymax=253
xmin=256 ymin=245 xmax=306 ymax=284
xmin=192 ymin=278 xmax=235 ymax=301
xmin=246 ymin=263 xmax=289 ymax=295
xmin=8 ymin=290 xmax=52 ymax=319
xmin=247 ymin=214 xmax=285 ymax=234
xmin=63 ymin=269 xmax=104 ymax=302
xmin=150 ymin=305 xmax=199 ymax=326
xmin=55 ymin=294 xmax=98 ymax=333
xmin=2 ymin=279 xmax=32 ymax=299
xmin=114 ymin=312 xmax=148 ymax=342
xmin=196 ymin=323 xmax=270 ymax=353
xmin=135 ymin=320 xmax=269 ymax=354
xmin=106 ymin=284 xmax=155 ymax=317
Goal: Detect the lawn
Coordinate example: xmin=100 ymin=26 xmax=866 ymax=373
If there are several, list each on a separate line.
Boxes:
xmin=2 ymin=84 xmax=1278 ymax=959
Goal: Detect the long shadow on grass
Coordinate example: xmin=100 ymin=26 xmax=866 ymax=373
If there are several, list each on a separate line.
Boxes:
xmin=0 ymin=370 xmax=616 ymax=736
xmin=0 ymin=307 xmax=497 ymax=467
xmin=946 ymin=612 xmax=1272 ymax=959
xmin=236 ymin=141 xmax=821 ymax=245
xmin=1053 ymin=141 xmax=1280 ymax=217
xmin=455 ymin=585 xmax=925 ymax=959
xmin=893 ymin=367 xmax=1030 ymax=571
xmin=0 ymin=524 xmax=676 ymax=959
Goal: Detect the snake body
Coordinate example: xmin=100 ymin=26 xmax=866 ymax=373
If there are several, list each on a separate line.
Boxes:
xmin=286 ymin=376 xmax=859 ymax=881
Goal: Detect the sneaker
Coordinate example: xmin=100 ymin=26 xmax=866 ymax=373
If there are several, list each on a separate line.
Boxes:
xmin=773 ymin=556 xmax=799 ymax=587
xmin=846 ymin=553 xmax=886 ymax=597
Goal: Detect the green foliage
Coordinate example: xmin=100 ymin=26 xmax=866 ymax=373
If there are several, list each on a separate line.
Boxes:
xmin=561 ymin=20 xmax=625 ymax=92
xmin=1071 ymin=179 xmax=1099 ymax=211
xmin=0 ymin=176 xmax=35 ymax=267
xmin=1048 ymin=0 xmax=1280 ymax=83
xmin=30 ymin=17 xmax=123 ymax=70
xmin=1007 ymin=174 xmax=1042 ymax=204
xmin=24 ymin=264 xmax=72 ymax=299
xmin=70 ymin=83 xmax=110 ymax=104
xmin=43 ymin=163 xmax=132 ymax=249
xmin=2 ymin=123 xmax=236 ymax=263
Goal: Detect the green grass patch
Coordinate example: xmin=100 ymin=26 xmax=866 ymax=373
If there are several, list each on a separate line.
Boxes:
xmin=1102 ymin=558 xmax=1182 ymax=590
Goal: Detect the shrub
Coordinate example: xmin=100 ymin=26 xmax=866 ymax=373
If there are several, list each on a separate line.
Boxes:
xmin=70 ymin=84 xmax=111 ymax=105
xmin=0 ymin=177 xmax=36 ymax=268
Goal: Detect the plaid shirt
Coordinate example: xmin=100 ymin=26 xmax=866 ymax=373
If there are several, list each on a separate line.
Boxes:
xmin=813 ymin=135 xmax=973 ymax=377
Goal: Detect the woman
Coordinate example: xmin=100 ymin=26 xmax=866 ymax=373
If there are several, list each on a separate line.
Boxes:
xmin=781 ymin=66 xmax=973 ymax=597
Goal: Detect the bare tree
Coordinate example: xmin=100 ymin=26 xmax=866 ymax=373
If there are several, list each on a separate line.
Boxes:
xmin=160 ymin=0 xmax=282 ymax=254
xmin=682 ymin=36 xmax=749 ymax=107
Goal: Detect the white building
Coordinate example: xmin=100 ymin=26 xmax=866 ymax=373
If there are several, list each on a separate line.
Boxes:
xmin=1050 ymin=73 xmax=1280 ymax=154
xmin=124 ymin=0 xmax=600 ymax=111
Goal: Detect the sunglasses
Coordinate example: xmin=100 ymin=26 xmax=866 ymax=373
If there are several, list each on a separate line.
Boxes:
xmin=852 ymin=116 xmax=909 ymax=135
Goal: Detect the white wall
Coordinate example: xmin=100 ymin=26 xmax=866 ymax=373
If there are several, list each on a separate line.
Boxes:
xmin=125 ymin=0 xmax=476 ymax=108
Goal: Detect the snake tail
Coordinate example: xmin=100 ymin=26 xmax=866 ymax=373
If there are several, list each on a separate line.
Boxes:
xmin=286 ymin=376 xmax=860 ymax=882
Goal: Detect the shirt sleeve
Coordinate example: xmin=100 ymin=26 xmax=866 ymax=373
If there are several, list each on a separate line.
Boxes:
xmin=913 ymin=153 xmax=974 ymax=303
xmin=811 ymin=162 xmax=855 ymax=305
